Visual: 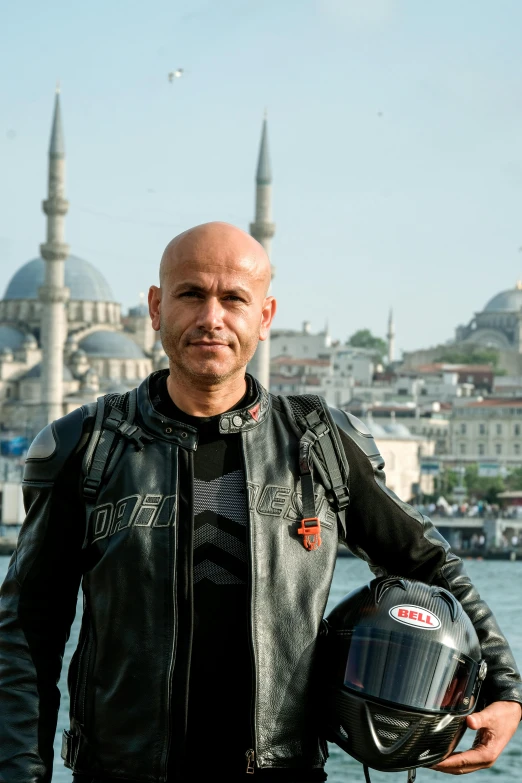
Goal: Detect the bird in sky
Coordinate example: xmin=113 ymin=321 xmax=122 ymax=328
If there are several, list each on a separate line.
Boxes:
xmin=168 ymin=69 xmax=184 ymax=82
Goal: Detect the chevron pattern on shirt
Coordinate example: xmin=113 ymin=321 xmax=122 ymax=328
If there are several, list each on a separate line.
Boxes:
xmin=193 ymin=560 xmax=245 ymax=585
xmin=193 ymin=469 xmax=248 ymax=585
xmin=193 ymin=470 xmax=247 ymax=524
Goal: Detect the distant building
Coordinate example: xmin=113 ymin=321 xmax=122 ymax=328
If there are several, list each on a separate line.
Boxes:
xmin=411 ymin=364 xmax=493 ymax=394
xmin=271 ymin=322 xmax=331 ymax=360
xmin=455 ymin=281 xmax=522 ymax=352
xmin=365 ymin=418 xmax=435 ymax=501
xmin=450 ymin=399 xmax=522 ymax=464
xmin=394 ymin=364 xmax=491 ymax=403
xmin=270 ymin=355 xmax=354 ymax=406
xmin=269 ymin=325 xmax=375 ymax=405
xmin=331 ymin=347 xmax=375 ymax=387
xmin=345 ymin=400 xmax=450 ymax=456
xmin=493 ymin=376 xmax=522 ymax=397
xmin=403 ymin=282 xmax=522 ymax=377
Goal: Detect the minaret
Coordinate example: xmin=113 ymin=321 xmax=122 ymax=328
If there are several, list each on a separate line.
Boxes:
xmin=248 ymin=114 xmax=275 ymax=388
xmin=38 ymin=86 xmax=70 ymax=425
xmin=387 ymin=308 xmax=395 ymax=365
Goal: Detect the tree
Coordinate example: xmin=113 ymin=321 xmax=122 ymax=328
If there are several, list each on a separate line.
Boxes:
xmin=347 ymin=329 xmax=387 ymax=362
xmin=464 ymin=464 xmax=505 ymax=503
xmin=505 ymin=467 xmax=522 ymax=491
xmin=435 ymin=468 xmax=460 ymax=497
xmin=432 ymin=346 xmax=499 ymax=369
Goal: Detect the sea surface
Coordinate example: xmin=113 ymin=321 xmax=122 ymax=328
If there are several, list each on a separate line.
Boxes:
xmin=0 ymin=556 xmax=520 ymax=782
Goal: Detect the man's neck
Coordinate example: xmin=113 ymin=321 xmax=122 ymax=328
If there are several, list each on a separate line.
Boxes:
xmin=165 ymin=368 xmax=248 ymax=417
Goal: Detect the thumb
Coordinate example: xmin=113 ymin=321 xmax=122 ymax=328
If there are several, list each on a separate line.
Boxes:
xmin=467 ymin=708 xmax=488 ymax=731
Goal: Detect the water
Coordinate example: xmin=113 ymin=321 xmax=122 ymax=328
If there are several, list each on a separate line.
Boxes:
xmin=0 ymin=555 xmax=520 ymax=782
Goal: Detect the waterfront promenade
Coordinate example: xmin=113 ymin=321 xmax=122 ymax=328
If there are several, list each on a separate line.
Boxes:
xmin=3 ymin=515 xmax=522 ymax=560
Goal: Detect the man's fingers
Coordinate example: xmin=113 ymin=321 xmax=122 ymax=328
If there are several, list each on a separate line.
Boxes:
xmin=431 ymin=702 xmax=521 ymax=774
xmin=432 ymin=738 xmax=499 ymax=775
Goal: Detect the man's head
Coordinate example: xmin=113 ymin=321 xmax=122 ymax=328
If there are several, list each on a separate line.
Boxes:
xmin=149 ymin=222 xmax=276 ymax=386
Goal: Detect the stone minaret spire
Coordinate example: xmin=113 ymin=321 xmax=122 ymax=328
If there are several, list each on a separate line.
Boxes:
xmin=387 ymin=308 xmax=395 ymax=365
xmin=248 ymin=114 xmax=275 ymax=388
xmin=39 ymin=86 xmax=70 ymax=425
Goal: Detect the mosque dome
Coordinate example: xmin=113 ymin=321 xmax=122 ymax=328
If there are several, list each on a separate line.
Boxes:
xmin=22 ymin=333 xmax=38 ymax=349
xmin=79 ymin=330 xmax=145 ymax=359
xmin=365 ymin=419 xmax=387 ymax=438
xmin=383 ymin=422 xmax=413 ymax=438
xmin=0 ymin=325 xmax=27 ymax=352
xmin=3 ymin=255 xmax=114 ymax=303
xmin=484 ymin=285 xmax=522 ymax=313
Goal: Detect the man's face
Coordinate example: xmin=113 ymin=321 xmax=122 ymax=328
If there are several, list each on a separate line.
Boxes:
xmin=149 ymin=230 xmax=275 ymax=384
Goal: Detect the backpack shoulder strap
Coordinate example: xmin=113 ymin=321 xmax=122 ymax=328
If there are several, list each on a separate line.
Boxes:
xmin=82 ymin=387 xmax=152 ymax=501
xmin=278 ymin=394 xmax=350 ymax=549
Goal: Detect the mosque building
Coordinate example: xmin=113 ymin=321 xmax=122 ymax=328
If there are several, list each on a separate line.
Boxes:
xmin=401 ymin=282 xmax=522 ymax=376
xmin=455 ymin=282 xmax=522 ymax=352
xmin=0 ymin=91 xmax=273 ymax=436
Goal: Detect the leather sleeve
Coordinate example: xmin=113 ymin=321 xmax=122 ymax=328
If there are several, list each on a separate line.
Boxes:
xmin=331 ymin=407 xmax=522 ymax=711
xmin=0 ymin=406 xmax=91 ymax=783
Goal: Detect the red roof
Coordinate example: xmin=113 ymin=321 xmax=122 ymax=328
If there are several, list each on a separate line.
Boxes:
xmin=464 ymin=399 xmax=522 ymax=408
xmin=270 ymin=374 xmax=323 ymax=386
xmin=414 ymin=363 xmax=493 ymax=374
xmin=271 ymin=356 xmax=330 ymax=367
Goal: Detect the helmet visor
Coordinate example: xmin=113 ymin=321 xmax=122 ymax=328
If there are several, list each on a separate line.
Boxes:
xmin=343 ymin=627 xmax=479 ymax=714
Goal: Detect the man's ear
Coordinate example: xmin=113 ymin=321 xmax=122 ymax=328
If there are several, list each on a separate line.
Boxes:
xmin=148 ymin=286 xmax=161 ymax=332
xmin=259 ymin=296 xmax=276 ymax=341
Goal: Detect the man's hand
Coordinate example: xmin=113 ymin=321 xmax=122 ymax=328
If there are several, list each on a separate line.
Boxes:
xmin=432 ymin=701 xmax=521 ymax=775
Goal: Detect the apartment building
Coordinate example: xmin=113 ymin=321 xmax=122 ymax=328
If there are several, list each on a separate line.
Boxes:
xmin=450 ymin=399 xmax=522 ymax=463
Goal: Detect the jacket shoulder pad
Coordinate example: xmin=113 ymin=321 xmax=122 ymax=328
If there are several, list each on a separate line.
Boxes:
xmin=328 ymin=407 xmax=382 ymax=460
xmin=24 ymin=405 xmax=95 ymax=482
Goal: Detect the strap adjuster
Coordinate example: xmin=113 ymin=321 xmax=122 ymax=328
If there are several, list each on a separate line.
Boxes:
xmin=333 ymin=485 xmax=350 ymax=511
xmin=83 ymin=476 xmax=101 ymax=499
xmin=297 ymin=517 xmax=322 ymax=551
xmin=105 ymin=416 xmax=153 ymax=450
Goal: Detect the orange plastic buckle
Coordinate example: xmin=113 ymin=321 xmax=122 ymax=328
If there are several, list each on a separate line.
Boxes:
xmin=297 ymin=517 xmax=322 ymax=551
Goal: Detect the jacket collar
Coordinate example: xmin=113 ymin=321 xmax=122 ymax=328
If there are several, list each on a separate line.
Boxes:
xmin=136 ymin=370 xmax=270 ymax=445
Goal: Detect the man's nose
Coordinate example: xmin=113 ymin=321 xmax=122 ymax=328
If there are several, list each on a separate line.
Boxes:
xmin=196 ymin=297 xmax=225 ymax=331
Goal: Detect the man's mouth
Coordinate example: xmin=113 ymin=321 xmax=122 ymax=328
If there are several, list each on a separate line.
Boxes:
xmin=189 ymin=341 xmax=229 ymax=348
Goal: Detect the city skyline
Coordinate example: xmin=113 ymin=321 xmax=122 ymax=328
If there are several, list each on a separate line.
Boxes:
xmin=3 ymin=0 xmax=522 ymax=353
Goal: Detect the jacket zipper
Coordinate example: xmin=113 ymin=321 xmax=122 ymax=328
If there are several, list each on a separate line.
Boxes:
xmin=245 ymin=748 xmax=255 ymax=774
xmin=164 ymin=446 xmax=195 ymax=777
xmin=242 ymin=439 xmax=258 ymax=773
xmin=164 ymin=453 xmax=180 ymax=776
xmin=182 ymin=451 xmax=195 ymax=745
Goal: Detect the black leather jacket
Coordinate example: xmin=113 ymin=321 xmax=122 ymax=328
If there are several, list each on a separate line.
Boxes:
xmin=0 ymin=373 xmax=520 ymax=783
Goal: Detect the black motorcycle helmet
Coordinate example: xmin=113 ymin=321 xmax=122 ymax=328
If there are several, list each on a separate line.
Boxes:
xmin=319 ymin=576 xmax=487 ymax=780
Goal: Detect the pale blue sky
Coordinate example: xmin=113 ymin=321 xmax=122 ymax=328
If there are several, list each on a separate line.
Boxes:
xmin=2 ymin=0 xmax=522 ymax=354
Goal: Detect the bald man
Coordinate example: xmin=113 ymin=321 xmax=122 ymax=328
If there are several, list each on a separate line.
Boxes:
xmin=0 ymin=222 xmax=520 ymax=783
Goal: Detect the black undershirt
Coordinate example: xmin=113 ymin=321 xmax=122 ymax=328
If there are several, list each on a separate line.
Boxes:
xmin=151 ymin=374 xmax=327 ymax=781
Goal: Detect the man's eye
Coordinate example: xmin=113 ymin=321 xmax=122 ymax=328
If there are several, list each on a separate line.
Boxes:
xmin=180 ymin=291 xmax=201 ymax=298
